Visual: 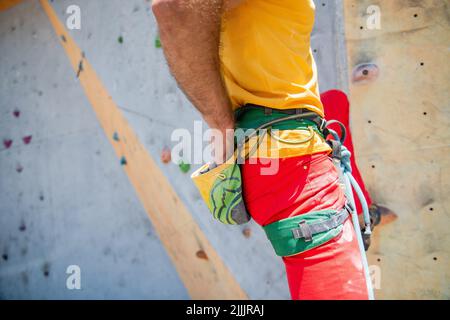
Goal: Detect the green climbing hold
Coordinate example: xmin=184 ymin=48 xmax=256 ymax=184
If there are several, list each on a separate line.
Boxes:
xmin=178 ymin=160 xmax=190 ymax=173
xmin=155 ymin=36 xmax=161 ymax=48
xmin=118 ymin=36 xmax=123 ymax=44
xmin=113 ymin=132 xmax=120 ymax=141
xmin=120 ymin=156 xmax=127 ymax=166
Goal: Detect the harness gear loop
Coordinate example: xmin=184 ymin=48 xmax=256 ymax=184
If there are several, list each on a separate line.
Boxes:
xmin=236 ymin=112 xmax=323 ymax=160
xmin=268 ymin=126 xmax=315 ymax=145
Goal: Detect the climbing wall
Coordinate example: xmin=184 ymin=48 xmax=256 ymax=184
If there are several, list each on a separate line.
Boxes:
xmin=343 ymin=0 xmax=450 ymax=299
xmin=0 ymin=0 xmax=190 ymax=299
xmin=0 ymin=0 xmax=364 ymax=299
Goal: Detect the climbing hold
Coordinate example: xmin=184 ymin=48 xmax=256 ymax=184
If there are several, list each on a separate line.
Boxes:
xmin=179 ymin=160 xmax=191 ymax=173
xmin=76 ymin=60 xmax=83 ymax=78
xmin=61 ymin=35 xmax=66 ymax=42
xmin=120 ymin=156 xmax=127 ymax=166
xmin=42 ymin=263 xmax=50 ymax=277
xmin=242 ymin=228 xmax=252 ymax=238
xmin=16 ymin=163 xmax=23 ymax=173
xmin=118 ymin=36 xmax=123 ymax=44
xmin=155 ymin=35 xmax=161 ymax=48
xmin=19 ymin=221 xmax=26 ymax=232
xmin=3 ymin=139 xmax=13 ymax=149
xmin=161 ymin=147 xmax=171 ymax=164
xmin=351 ymin=63 xmax=379 ymax=84
xmin=22 ymin=135 xmax=32 ymax=145
xmin=113 ymin=132 xmax=120 ymax=141
xmin=13 ymin=109 xmax=20 ymax=118
xmin=196 ymin=250 xmax=208 ymax=260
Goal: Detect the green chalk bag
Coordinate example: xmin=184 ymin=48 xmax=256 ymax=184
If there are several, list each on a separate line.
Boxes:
xmin=191 ymin=156 xmax=250 ymax=225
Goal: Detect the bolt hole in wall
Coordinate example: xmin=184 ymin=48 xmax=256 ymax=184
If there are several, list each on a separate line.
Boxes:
xmin=42 ymin=263 xmax=50 ymax=277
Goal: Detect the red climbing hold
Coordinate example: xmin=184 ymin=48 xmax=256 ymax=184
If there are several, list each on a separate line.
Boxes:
xmin=3 ymin=139 xmax=12 ymax=149
xmin=13 ymin=110 xmax=20 ymax=118
xmin=22 ymin=135 xmax=32 ymax=145
xmin=161 ymin=147 xmax=171 ymax=164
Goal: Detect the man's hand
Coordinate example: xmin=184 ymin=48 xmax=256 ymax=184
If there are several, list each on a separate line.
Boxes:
xmin=152 ymin=0 xmax=240 ymax=163
xmin=209 ymin=127 xmax=235 ymax=165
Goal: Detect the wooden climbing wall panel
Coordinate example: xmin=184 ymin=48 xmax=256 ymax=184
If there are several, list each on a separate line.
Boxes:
xmin=343 ymin=0 xmax=450 ymax=299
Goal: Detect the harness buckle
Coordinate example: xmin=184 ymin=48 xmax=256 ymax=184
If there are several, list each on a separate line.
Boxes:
xmin=292 ymin=228 xmax=302 ymax=240
xmin=292 ymin=220 xmax=313 ymax=242
xmin=264 ymin=107 xmax=272 ymax=115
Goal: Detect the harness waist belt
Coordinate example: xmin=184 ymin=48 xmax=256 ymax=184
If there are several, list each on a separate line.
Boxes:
xmin=263 ymin=206 xmax=350 ymax=257
xmin=235 ymin=104 xmax=325 ymax=133
xmin=291 ymin=207 xmax=349 ymax=241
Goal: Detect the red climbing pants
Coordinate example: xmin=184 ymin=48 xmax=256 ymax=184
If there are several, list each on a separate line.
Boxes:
xmin=242 ymin=153 xmax=369 ymax=300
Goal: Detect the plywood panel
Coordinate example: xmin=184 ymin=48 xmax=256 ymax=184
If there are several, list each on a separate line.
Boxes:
xmin=343 ymin=0 xmax=450 ymax=299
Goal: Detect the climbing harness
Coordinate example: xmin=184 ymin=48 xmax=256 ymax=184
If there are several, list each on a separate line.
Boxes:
xmin=263 ymin=206 xmax=351 ymax=257
xmin=237 ymin=104 xmax=374 ymax=299
xmin=191 ymin=104 xmax=375 ymax=299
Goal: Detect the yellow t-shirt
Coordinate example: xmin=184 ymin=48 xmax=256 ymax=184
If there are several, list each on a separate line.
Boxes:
xmin=220 ymin=0 xmax=324 ymax=117
xmin=220 ymin=0 xmax=330 ymax=158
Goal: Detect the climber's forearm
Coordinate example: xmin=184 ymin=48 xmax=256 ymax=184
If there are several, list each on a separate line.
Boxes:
xmin=152 ymin=0 xmax=234 ymax=133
